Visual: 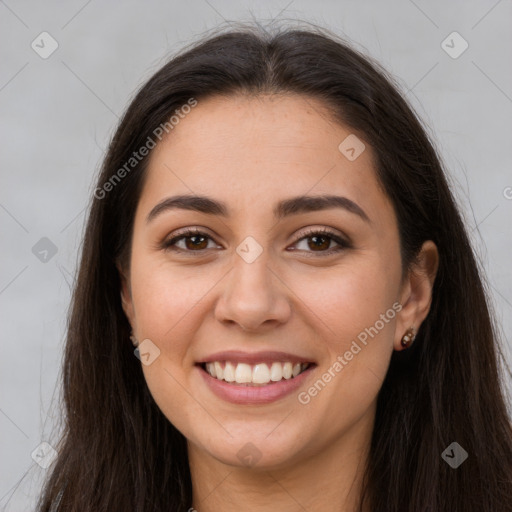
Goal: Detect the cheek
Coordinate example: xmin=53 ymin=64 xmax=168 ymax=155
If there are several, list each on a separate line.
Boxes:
xmin=130 ymin=259 xmax=211 ymax=340
xmin=293 ymin=257 xmax=399 ymax=345
xmin=292 ymin=258 xmax=399 ymax=410
xmin=131 ymin=263 xmax=212 ymax=430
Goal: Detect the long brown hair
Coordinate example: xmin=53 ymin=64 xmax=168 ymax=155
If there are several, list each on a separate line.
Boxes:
xmin=36 ymin=21 xmax=512 ymax=511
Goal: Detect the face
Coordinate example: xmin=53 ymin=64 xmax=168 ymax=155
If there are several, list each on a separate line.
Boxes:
xmin=120 ymin=93 xmax=430 ymax=470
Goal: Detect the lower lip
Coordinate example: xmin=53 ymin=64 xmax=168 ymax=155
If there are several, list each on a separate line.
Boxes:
xmin=197 ymin=364 xmax=315 ymax=405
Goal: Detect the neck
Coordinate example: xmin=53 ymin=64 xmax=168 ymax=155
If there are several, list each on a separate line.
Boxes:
xmin=188 ymin=404 xmax=375 ymax=512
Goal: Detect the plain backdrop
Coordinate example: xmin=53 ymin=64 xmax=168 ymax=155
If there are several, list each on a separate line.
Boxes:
xmin=1 ymin=0 xmax=511 ymax=509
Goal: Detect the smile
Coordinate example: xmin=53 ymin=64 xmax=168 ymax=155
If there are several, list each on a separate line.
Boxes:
xmin=201 ymin=361 xmax=311 ymax=386
xmin=196 ymin=350 xmax=317 ymax=404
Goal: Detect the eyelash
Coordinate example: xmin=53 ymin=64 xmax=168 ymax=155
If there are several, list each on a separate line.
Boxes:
xmin=161 ymin=227 xmax=351 ymax=257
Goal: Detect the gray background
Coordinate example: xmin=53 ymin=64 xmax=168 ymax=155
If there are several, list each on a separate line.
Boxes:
xmin=1 ymin=0 xmax=511 ymax=509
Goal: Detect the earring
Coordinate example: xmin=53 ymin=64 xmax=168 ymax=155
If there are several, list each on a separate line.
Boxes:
xmin=130 ymin=332 xmax=139 ymax=348
xmin=400 ymin=327 xmax=416 ymax=349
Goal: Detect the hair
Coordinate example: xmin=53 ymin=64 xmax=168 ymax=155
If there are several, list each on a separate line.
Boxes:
xmin=36 ymin=20 xmax=512 ymax=511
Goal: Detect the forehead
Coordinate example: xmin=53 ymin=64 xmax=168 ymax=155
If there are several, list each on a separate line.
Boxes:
xmin=138 ymin=93 xmax=391 ymax=225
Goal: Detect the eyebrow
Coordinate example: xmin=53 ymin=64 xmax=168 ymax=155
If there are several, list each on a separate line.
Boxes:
xmin=146 ymin=193 xmax=370 ymax=224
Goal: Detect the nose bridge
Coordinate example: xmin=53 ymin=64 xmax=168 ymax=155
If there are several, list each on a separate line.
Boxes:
xmin=215 ymin=240 xmax=291 ymax=330
xmin=232 ymin=246 xmax=273 ymax=301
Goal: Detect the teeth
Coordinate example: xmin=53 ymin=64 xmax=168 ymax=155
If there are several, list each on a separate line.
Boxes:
xmin=206 ymin=362 xmax=216 ymax=377
xmin=282 ymin=362 xmax=293 ymax=379
xmin=235 ymin=363 xmax=252 ymax=383
xmin=252 ymin=363 xmax=270 ymax=384
xmin=223 ymin=362 xmax=236 ymax=382
xmin=214 ymin=362 xmax=224 ymax=380
xmin=270 ymin=362 xmax=282 ymax=381
xmin=203 ymin=361 xmax=310 ymax=385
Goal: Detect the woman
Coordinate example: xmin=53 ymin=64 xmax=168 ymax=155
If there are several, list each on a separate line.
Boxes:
xmin=37 ymin=22 xmax=512 ymax=511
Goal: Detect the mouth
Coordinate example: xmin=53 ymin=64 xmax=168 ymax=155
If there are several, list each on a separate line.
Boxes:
xmin=198 ymin=360 xmax=313 ymax=386
xmin=195 ymin=352 xmax=317 ymax=404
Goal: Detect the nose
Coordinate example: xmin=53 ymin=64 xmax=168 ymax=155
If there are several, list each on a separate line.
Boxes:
xmin=214 ymin=250 xmax=292 ymax=333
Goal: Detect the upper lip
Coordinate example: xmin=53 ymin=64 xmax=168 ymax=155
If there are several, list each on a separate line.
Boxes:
xmin=198 ymin=350 xmax=316 ymax=365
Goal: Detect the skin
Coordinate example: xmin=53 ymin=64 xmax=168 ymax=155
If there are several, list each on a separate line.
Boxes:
xmin=119 ymin=93 xmax=438 ymax=511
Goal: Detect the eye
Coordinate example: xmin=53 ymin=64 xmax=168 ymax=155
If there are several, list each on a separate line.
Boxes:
xmin=161 ymin=228 xmax=219 ymax=253
xmin=290 ymin=227 xmax=350 ymax=256
xmin=161 ymin=227 xmax=350 ymax=256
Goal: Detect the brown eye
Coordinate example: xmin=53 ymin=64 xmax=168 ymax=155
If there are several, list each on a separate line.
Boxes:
xmin=162 ymin=227 xmax=350 ymax=257
xmin=291 ymin=228 xmax=350 ymax=256
xmin=305 ymin=234 xmax=332 ymax=251
xmin=183 ymin=234 xmax=209 ymax=250
xmin=162 ymin=229 xmax=218 ymax=253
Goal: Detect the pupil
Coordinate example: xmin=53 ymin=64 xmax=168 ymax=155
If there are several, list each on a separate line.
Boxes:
xmin=310 ymin=235 xmax=329 ymax=250
xmin=188 ymin=235 xmax=206 ymax=249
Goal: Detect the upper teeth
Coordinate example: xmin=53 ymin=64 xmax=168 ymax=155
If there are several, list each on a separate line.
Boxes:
xmin=204 ymin=361 xmax=309 ymax=385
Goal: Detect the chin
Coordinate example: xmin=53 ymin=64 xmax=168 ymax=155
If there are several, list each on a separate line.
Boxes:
xmin=192 ymin=427 xmax=309 ymax=470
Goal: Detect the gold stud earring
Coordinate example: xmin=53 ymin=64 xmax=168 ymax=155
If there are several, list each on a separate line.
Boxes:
xmin=400 ymin=327 xmax=416 ymax=349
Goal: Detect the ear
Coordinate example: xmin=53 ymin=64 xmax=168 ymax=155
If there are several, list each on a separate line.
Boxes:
xmin=395 ymin=240 xmax=439 ymax=350
xmin=117 ymin=262 xmax=135 ymax=328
